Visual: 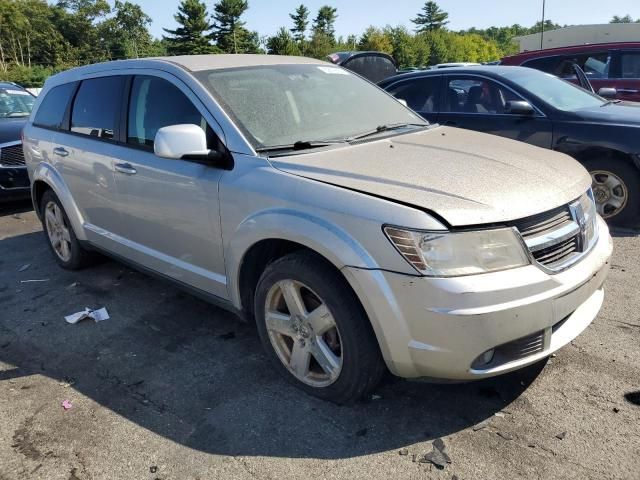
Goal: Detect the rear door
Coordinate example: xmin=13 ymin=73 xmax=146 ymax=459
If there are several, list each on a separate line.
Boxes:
xmin=111 ymin=73 xmax=228 ymax=298
xmin=383 ymin=75 xmax=442 ymax=124
xmin=53 ymin=75 xmax=130 ymax=255
xmin=609 ymin=50 xmax=640 ymax=102
xmin=438 ymin=74 xmax=553 ymax=149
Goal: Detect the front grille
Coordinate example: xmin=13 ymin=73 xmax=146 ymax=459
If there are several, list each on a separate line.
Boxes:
xmin=511 ymin=193 xmax=597 ymax=273
xmin=0 ymin=143 xmax=25 ymax=167
xmin=496 ymin=330 xmax=546 ymax=360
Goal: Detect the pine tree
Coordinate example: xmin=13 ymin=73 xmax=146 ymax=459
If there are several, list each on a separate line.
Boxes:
xmin=162 ymin=0 xmax=216 ymax=55
xmin=312 ymin=5 xmax=337 ymax=38
xmin=289 ymin=4 xmax=309 ymax=43
xmin=267 ymin=27 xmax=300 ymax=55
xmin=412 ymin=1 xmax=449 ymax=33
xmin=211 ymin=0 xmax=258 ymax=53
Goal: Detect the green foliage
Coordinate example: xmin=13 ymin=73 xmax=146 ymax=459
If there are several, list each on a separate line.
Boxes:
xmin=358 ymin=27 xmax=392 ymax=54
xmin=211 ymin=0 xmax=259 ymax=53
xmin=266 ymin=27 xmax=300 ymax=56
xmin=610 ymin=14 xmax=639 ymax=23
xmin=412 ymin=1 xmax=449 ymax=33
xmin=289 ymin=4 xmax=309 ymax=43
xmin=1 ymin=64 xmax=56 ymax=87
xmin=312 ymin=5 xmax=337 ymax=38
xmin=163 ymin=0 xmax=217 ymax=55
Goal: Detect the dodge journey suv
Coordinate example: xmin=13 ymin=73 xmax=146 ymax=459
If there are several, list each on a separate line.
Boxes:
xmin=24 ymin=55 xmax=613 ymax=404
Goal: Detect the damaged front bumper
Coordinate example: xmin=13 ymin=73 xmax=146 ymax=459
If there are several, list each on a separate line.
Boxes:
xmin=343 ymin=217 xmax=613 ymax=380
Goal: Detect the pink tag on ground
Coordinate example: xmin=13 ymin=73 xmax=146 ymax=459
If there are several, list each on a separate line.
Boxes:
xmin=62 ymin=400 xmax=72 ymax=410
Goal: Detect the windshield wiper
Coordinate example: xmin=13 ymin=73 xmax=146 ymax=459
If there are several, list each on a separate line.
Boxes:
xmin=346 ymin=122 xmax=428 ymax=142
xmin=255 ymin=139 xmax=346 ymax=153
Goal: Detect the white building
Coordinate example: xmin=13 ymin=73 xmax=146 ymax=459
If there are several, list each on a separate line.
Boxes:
xmin=514 ymin=23 xmax=640 ymax=52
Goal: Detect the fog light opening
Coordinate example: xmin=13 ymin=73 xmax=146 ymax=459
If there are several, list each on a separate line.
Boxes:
xmin=482 ymin=349 xmax=495 ymax=365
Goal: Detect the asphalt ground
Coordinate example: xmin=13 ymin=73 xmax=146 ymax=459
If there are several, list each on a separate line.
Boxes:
xmin=0 ymin=199 xmax=639 ymax=480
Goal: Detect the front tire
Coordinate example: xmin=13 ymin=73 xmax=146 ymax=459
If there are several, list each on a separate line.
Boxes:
xmin=40 ymin=190 xmax=93 ymax=270
xmin=254 ymin=252 xmax=385 ymax=404
xmin=583 ymin=157 xmax=639 ymax=227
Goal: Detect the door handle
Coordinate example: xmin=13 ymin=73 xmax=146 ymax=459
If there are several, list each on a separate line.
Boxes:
xmin=114 ymin=162 xmax=137 ymax=175
xmin=53 ymin=147 xmax=69 ymax=157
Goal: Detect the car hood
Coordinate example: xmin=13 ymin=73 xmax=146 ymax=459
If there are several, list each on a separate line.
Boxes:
xmin=268 ymin=127 xmax=591 ymax=226
xmin=575 ymin=101 xmax=640 ymax=126
xmin=0 ymin=118 xmax=27 ymax=144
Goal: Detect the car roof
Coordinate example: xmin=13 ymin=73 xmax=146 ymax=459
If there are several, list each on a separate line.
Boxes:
xmin=378 ymin=65 xmax=533 ymax=85
xmin=45 ymin=54 xmax=331 ymax=87
xmin=502 ymin=42 xmax=640 ymax=62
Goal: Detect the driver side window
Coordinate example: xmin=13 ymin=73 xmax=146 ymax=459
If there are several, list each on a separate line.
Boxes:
xmin=127 ymin=76 xmax=209 ymax=150
xmin=445 ymin=77 xmax=522 ymax=114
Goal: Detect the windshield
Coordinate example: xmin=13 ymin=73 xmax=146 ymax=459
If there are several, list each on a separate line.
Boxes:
xmin=0 ymin=87 xmax=35 ymax=118
xmin=497 ymin=68 xmax=606 ymax=111
xmin=195 ymin=64 xmax=425 ymax=149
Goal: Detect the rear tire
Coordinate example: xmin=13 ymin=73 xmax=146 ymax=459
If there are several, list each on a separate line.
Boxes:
xmin=254 ymin=251 xmax=385 ymax=404
xmin=40 ymin=190 xmax=93 ymax=270
xmin=583 ymin=156 xmax=639 ymax=228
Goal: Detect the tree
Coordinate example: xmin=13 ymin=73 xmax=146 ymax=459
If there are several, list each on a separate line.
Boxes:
xmin=163 ymin=0 xmax=216 ymax=55
xmin=358 ymin=27 xmax=392 ymax=54
xmin=312 ymin=5 xmax=337 ymax=38
xmin=100 ymin=1 xmax=155 ymax=59
xmin=289 ymin=4 xmax=309 ymax=43
xmin=412 ymin=1 xmax=449 ymax=33
xmin=610 ymin=14 xmax=638 ymax=23
xmin=211 ymin=0 xmax=259 ymax=53
xmin=266 ymin=27 xmax=300 ymax=55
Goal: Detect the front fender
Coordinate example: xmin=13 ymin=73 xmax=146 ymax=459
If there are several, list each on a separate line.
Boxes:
xmin=31 ymin=162 xmax=87 ymax=241
xmin=225 ymin=208 xmax=380 ymax=309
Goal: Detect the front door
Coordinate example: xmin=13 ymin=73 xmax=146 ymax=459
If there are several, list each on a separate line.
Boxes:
xmin=609 ymin=50 xmax=640 ymax=102
xmin=439 ymin=75 xmax=553 ymax=149
xmin=112 ymin=74 xmax=228 ymax=299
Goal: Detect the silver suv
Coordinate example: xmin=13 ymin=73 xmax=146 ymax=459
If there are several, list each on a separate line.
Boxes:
xmin=24 ymin=55 xmax=613 ymax=404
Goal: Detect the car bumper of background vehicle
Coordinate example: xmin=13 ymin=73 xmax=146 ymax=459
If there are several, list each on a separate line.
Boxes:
xmin=343 ymin=217 xmax=612 ymax=380
xmin=0 ymin=166 xmax=30 ymax=202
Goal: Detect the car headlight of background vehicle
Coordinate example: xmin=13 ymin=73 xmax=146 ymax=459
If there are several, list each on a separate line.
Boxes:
xmin=384 ymin=226 xmax=530 ymax=277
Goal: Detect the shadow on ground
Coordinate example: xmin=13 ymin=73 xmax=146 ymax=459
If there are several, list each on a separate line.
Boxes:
xmin=0 ymin=199 xmax=33 ymax=216
xmin=0 ymin=230 xmax=546 ymax=460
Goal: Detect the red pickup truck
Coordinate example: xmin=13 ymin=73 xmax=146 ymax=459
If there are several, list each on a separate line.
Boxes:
xmin=501 ymin=43 xmax=640 ymax=102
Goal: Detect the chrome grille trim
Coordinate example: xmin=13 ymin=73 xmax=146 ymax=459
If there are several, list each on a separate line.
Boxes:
xmin=0 ymin=141 xmax=25 ymax=167
xmin=512 ymin=191 xmax=598 ymax=274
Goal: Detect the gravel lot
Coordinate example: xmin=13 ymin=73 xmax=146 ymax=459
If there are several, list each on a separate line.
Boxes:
xmin=0 ymin=200 xmax=639 ymax=480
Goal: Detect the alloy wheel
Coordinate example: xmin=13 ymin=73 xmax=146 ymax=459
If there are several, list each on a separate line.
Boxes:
xmin=591 ymin=170 xmax=628 ymax=219
xmin=44 ymin=201 xmax=72 ymax=262
xmin=264 ymin=279 xmax=343 ymax=387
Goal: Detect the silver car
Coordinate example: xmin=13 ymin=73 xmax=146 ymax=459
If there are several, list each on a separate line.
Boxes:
xmin=23 ymin=55 xmax=613 ymax=404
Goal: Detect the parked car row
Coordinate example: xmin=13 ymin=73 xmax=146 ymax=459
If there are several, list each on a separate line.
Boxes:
xmin=22 ymin=54 xmax=612 ymax=404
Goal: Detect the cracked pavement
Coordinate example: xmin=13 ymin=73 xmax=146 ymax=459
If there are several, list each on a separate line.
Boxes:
xmin=0 ymin=200 xmax=639 ymax=479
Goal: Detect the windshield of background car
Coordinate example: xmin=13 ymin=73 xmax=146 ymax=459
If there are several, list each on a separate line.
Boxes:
xmin=0 ymin=87 xmax=35 ymax=118
xmin=498 ymin=68 xmax=606 ymax=111
xmin=195 ymin=64 xmax=425 ymax=149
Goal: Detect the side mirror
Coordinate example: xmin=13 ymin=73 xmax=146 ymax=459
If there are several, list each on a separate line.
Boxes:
xmin=504 ymin=100 xmax=535 ymax=115
xmin=598 ymin=87 xmax=617 ymax=99
xmin=154 ymin=124 xmax=209 ymax=159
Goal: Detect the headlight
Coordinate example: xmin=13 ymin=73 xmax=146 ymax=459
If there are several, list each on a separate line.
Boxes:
xmin=384 ymin=226 xmax=530 ymax=277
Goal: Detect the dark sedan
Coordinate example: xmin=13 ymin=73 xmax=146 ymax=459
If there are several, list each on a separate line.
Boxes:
xmin=0 ymin=82 xmax=35 ymax=202
xmin=379 ymin=66 xmax=640 ymax=227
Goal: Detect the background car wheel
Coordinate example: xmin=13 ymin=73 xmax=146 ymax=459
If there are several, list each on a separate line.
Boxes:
xmin=40 ymin=190 xmax=94 ymax=270
xmin=254 ymin=251 xmax=385 ymax=404
xmin=583 ymin=157 xmax=640 ymax=228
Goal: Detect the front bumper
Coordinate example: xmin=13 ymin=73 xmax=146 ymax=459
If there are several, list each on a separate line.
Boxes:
xmin=0 ymin=166 xmax=30 ymax=202
xmin=343 ymin=217 xmax=613 ymax=380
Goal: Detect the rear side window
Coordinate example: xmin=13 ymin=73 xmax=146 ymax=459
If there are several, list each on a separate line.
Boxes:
xmin=127 ymin=76 xmax=205 ymax=149
xmin=343 ymin=56 xmax=396 ymax=83
xmin=521 ymin=56 xmax=561 ymax=74
xmin=33 ymin=83 xmax=76 ymax=129
xmin=386 ymin=77 xmax=441 ymax=113
xmin=71 ymin=76 xmax=124 ymax=140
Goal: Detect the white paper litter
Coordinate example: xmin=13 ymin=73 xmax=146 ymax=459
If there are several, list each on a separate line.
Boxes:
xmin=20 ymin=279 xmax=49 ymax=283
xmin=65 ymin=307 xmax=110 ymax=324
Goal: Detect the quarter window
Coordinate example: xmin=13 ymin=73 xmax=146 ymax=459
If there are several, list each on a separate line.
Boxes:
xmin=71 ymin=76 xmax=124 ymax=140
xmin=33 ymin=82 xmax=76 ymax=130
xmin=386 ymin=77 xmax=441 ymax=113
xmin=445 ymin=77 xmax=521 ymax=114
xmin=620 ymin=53 xmax=640 ymax=79
xmin=127 ymin=76 xmax=206 ymax=149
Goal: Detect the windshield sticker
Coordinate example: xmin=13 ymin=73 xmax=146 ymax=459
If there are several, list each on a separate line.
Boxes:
xmin=5 ymin=89 xmax=30 ymax=95
xmin=317 ymin=66 xmax=350 ymax=75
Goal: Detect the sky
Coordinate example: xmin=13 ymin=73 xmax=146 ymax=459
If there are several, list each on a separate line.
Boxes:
xmin=130 ymin=0 xmax=640 ymax=40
